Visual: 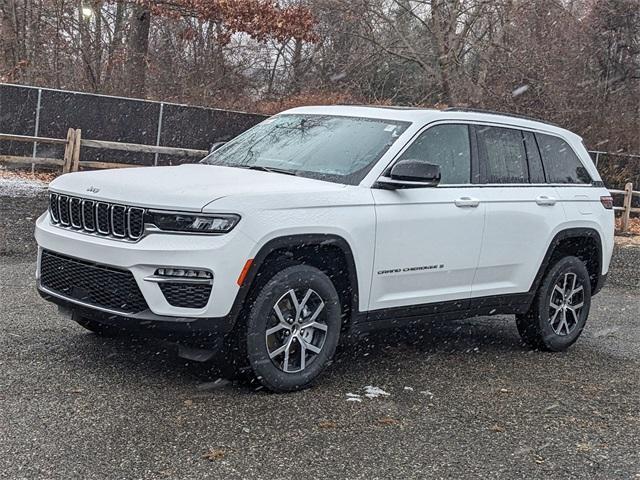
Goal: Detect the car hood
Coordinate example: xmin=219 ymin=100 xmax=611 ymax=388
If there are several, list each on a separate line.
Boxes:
xmin=49 ymin=164 xmax=345 ymax=211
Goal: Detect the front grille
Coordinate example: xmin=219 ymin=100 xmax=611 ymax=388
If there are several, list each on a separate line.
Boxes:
xmin=40 ymin=250 xmax=148 ymax=314
xmin=49 ymin=193 xmax=145 ymax=240
xmin=159 ymin=283 xmax=212 ymax=309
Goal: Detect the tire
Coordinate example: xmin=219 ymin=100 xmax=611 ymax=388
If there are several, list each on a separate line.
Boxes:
xmin=74 ymin=316 xmax=121 ymax=337
xmin=516 ymin=255 xmax=591 ymax=352
xmin=242 ymin=264 xmax=342 ymax=392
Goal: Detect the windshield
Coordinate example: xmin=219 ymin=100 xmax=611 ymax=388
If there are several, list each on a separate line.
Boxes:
xmin=201 ymin=114 xmax=410 ymax=185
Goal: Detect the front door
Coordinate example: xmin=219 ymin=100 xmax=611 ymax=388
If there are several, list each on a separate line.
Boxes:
xmin=369 ymin=123 xmax=485 ymax=314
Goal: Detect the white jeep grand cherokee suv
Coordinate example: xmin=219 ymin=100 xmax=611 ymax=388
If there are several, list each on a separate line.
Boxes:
xmin=35 ymin=106 xmax=614 ymax=391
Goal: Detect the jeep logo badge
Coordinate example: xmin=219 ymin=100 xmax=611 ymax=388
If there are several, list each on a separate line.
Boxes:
xmin=86 ymin=186 xmax=100 ymax=193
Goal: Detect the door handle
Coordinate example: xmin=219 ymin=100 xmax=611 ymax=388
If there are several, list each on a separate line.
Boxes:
xmin=536 ymin=195 xmax=557 ymax=206
xmin=455 ymin=197 xmax=480 ymax=208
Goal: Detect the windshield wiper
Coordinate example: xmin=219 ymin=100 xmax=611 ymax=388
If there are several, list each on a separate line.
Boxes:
xmin=237 ymin=165 xmax=298 ymax=176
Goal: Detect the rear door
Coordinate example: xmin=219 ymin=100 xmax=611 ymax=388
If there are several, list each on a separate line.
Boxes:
xmin=470 ymin=125 xmax=566 ymax=298
xmin=369 ymin=123 xmax=485 ymax=314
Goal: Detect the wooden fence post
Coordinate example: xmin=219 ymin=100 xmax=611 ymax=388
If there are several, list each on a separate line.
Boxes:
xmin=62 ymin=128 xmax=75 ymax=173
xmin=621 ymin=182 xmax=633 ymax=233
xmin=71 ymin=128 xmax=82 ymax=172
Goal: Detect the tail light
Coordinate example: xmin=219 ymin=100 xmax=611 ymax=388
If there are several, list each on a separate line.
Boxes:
xmin=600 ymin=196 xmax=613 ymax=210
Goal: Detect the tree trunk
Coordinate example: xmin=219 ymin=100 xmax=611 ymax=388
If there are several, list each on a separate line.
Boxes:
xmin=0 ymin=0 xmax=19 ymax=78
xmin=103 ymin=0 xmax=125 ymax=88
xmin=126 ymin=3 xmax=151 ymax=97
xmin=78 ymin=0 xmax=97 ymax=90
xmin=290 ymin=38 xmax=304 ymax=94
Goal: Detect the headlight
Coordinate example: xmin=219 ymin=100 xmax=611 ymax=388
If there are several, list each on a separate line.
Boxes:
xmin=146 ymin=211 xmax=240 ymax=234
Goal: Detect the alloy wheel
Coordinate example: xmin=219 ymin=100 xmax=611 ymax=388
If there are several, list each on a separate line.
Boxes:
xmin=265 ymin=288 xmax=328 ymax=373
xmin=549 ymin=272 xmax=585 ymax=336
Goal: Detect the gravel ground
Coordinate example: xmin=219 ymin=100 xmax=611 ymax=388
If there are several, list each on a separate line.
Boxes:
xmin=1 ymin=190 xmax=639 ymax=479
xmin=0 ymin=194 xmax=47 ymax=256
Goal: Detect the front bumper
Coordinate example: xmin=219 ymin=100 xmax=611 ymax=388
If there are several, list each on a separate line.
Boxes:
xmin=35 ymin=212 xmax=256 ymax=323
xmin=39 ymin=289 xmax=236 ymax=338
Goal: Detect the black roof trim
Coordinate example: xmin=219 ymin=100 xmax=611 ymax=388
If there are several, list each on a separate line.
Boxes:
xmin=444 ymin=108 xmax=560 ymax=128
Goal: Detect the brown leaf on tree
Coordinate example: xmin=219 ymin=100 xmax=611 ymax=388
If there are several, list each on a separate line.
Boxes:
xmin=137 ymin=0 xmax=318 ymax=43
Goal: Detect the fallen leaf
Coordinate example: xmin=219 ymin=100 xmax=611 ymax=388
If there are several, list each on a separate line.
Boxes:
xmin=184 ymin=399 xmax=193 ymax=406
xmin=319 ymin=420 xmax=337 ymax=429
xmin=576 ymin=443 xmax=592 ymax=453
xmin=202 ymin=448 xmax=225 ymax=461
xmin=491 ymin=424 xmax=505 ymax=433
xmin=377 ymin=417 xmax=398 ymax=426
xmin=499 ymin=388 xmax=510 ymax=394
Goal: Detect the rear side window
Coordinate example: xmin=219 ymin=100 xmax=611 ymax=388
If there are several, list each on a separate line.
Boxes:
xmin=396 ymin=124 xmax=471 ymax=184
xmin=535 ymin=133 xmax=592 ymax=184
xmin=476 ymin=126 xmax=528 ymax=183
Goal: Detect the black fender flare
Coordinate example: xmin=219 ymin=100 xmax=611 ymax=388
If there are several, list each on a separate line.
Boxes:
xmin=225 ymin=233 xmax=360 ymax=327
xmin=528 ymin=227 xmax=604 ymax=296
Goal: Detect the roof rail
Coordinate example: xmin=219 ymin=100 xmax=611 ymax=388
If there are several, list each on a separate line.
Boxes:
xmin=444 ymin=107 xmax=560 ymax=127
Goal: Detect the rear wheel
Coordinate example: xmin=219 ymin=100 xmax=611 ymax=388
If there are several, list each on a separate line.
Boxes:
xmin=243 ymin=264 xmax=341 ymax=392
xmin=516 ymin=256 xmax=591 ymax=351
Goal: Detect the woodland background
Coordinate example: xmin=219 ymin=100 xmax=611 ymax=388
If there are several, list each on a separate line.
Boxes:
xmin=1 ymin=0 xmax=639 ymax=172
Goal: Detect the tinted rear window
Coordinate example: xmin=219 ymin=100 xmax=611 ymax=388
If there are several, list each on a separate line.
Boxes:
xmin=535 ymin=133 xmax=591 ymax=184
xmin=476 ymin=126 xmax=528 ymax=184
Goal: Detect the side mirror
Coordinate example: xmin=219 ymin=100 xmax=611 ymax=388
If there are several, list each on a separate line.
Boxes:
xmin=377 ymin=159 xmax=441 ymax=189
xmin=208 ymin=141 xmax=226 ymax=154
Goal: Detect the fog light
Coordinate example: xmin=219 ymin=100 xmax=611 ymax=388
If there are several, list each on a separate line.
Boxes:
xmin=156 ymin=268 xmax=212 ymax=279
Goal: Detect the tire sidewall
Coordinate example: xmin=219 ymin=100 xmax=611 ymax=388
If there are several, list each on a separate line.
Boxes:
xmin=245 ymin=265 xmax=341 ymax=392
xmin=535 ymin=256 xmax=592 ymax=351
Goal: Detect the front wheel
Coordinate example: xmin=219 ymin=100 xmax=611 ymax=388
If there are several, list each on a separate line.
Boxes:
xmin=516 ymin=256 xmax=591 ymax=351
xmin=244 ymin=264 xmax=342 ymax=392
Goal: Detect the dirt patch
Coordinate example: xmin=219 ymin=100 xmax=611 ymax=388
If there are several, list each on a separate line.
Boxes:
xmin=0 ymin=168 xmax=57 ymax=184
xmin=615 ymin=216 xmax=640 ymax=236
xmin=616 ymin=235 xmax=640 ymax=247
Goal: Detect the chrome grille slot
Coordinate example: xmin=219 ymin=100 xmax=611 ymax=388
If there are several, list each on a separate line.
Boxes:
xmin=58 ymin=196 xmax=70 ymax=225
xmin=48 ymin=193 xmax=146 ymax=241
xmin=49 ymin=193 xmax=60 ymax=222
xmin=69 ymin=198 xmax=83 ymax=228
xmin=96 ymin=203 xmax=110 ymax=234
xmin=128 ymin=208 xmax=145 ymax=239
xmin=82 ymin=200 xmax=96 ymax=231
xmin=111 ymin=205 xmax=127 ymax=237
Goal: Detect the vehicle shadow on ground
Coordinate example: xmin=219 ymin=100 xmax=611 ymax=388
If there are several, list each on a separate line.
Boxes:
xmin=59 ymin=314 xmax=525 ymax=390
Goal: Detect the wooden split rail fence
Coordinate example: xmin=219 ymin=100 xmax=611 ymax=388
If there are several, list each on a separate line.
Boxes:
xmin=0 ymin=128 xmax=208 ymax=173
xmin=610 ymin=182 xmax=639 ymax=234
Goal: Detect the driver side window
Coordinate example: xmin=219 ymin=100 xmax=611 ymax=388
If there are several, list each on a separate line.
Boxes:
xmin=397 ymin=124 xmax=471 ymax=184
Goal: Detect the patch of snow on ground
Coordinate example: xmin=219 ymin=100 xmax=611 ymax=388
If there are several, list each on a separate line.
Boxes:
xmin=0 ymin=177 xmax=48 ymax=197
xmin=364 ymin=385 xmax=390 ymax=399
